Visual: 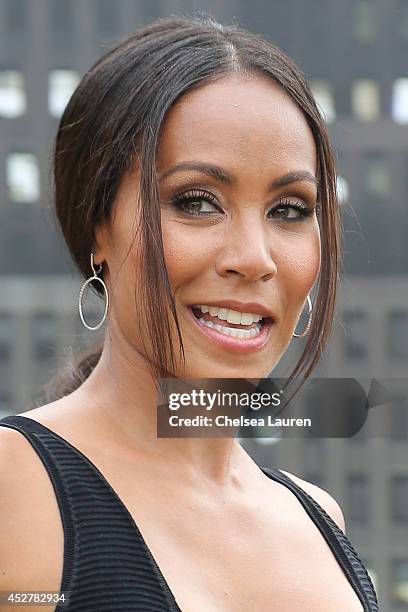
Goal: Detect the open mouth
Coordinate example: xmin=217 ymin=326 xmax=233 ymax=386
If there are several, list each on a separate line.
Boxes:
xmin=190 ymin=305 xmax=272 ymax=340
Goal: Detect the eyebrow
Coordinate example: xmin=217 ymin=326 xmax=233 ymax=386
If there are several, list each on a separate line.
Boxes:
xmin=158 ymin=161 xmax=318 ymax=190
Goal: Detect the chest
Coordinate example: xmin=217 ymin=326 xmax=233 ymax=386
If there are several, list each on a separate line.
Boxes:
xmin=24 ymin=454 xmax=364 ymax=612
xmin=117 ymin=480 xmax=365 ymax=612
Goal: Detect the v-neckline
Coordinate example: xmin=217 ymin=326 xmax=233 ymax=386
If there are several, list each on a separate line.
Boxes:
xmin=7 ymin=414 xmax=373 ymax=612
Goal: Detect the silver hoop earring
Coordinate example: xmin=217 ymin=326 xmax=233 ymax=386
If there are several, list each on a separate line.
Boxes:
xmin=78 ymin=252 xmax=109 ymax=331
xmin=293 ymin=294 xmax=313 ymax=338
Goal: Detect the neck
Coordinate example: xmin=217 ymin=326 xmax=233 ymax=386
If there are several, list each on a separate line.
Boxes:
xmin=73 ymin=331 xmax=247 ymax=486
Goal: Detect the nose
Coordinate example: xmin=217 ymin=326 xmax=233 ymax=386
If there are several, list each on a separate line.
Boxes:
xmin=215 ymin=214 xmax=278 ymax=282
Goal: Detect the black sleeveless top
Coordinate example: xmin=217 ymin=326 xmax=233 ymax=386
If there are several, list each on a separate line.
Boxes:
xmin=0 ymin=414 xmax=379 ymax=612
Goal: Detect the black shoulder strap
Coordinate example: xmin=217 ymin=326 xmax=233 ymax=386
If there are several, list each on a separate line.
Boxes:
xmin=261 ymin=467 xmax=379 ymax=612
xmin=0 ymin=414 xmax=181 ymax=612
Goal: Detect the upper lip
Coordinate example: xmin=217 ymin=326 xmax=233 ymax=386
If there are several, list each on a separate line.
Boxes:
xmin=191 ymin=300 xmax=274 ymax=319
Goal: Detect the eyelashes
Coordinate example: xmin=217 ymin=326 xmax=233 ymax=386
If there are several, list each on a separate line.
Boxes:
xmin=170 ymin=189 xmax=219 ymax=215
xmin=168 ymin=188 xmax=318 ymax=221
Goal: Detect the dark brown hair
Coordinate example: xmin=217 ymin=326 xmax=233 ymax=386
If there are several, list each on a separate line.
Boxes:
xmin=41 ymin=13 xmax=340 ymax=404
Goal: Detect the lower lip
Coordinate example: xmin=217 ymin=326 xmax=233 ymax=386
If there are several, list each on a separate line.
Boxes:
xmin=187 ymin=307 xmax=273 ymax=353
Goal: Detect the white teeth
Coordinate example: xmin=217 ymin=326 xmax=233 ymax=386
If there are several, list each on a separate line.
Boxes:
xmin=241 ymin=312 xmax=254 ymax=325
xmin=217 ymin=308 xmax=228 ymax=320
xmin=197 ymin=318 xmax=262 ymax=339
xmin=194 ymin=304 xmax=264 ymax=325
xmin=226 ymin=310 xmax=242 ymax=324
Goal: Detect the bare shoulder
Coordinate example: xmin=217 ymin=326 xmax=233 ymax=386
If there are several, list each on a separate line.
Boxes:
xmin=0 ymin=421 xmax=64 ymax=601
xmin=0 ymin=426 xmax=41 ymax=585
xmin=0 ymin=423 xmax=40 ymax=484
xmin=279 ymin=469 xmax=346 ymax=533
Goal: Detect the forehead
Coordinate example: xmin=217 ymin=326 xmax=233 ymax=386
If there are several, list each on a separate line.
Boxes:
xmin=156 ymin=72 xmax=317 ymax=177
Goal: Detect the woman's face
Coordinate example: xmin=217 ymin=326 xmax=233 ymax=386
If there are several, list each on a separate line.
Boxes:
xmin=98 ymin=72 xmax=320 ymax=379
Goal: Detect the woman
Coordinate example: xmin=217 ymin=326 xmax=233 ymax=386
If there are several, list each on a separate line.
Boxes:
xmin=0 ymin=15 xmax=378 ymax=612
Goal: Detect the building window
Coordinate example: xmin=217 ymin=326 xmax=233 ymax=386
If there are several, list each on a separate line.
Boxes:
xmin=390 ymin=394 xmax=408 ymax=440
xmin=48 ymin=70 xmax=80 ymax=118
xmin=0 ymin=313 xmax=14 ymax=364
xmin=0 ymin=71 xmax=26 ymax=118
xmin=362 ymin=152 xmax=390 ymax=199
xmin=351 ymin=80 xmax=380 ymax=121
xmin=396 ymin=0 xmax=408 ymax=39
xmin=5 ymin=0 xmax=26 ymax=30
xmin=31 ymin=312 xmax=57 ymax=362
xmin=353 ymin=1 xmax=377 ymax=43
xmin=0 ymin=391 xmax=12 ymax=416
xmin=310 ymin=80 xmax=336 ymax=123
xmin=391 ymin=559 xmax=408 ymax=605
xmin=391 ymin=476 xmax=408 ymax=523
xmin=342 ymin=310 xmax=368 ymax=360
xmin=6 ymin=153 xmax=40 ymax=203
xmin=336 ymin=175 xmax=350 ymax=205
xmin=392 ymin=79 xmax=408 ymax=124
xmin=388 ymin=310 xmax=408 ymax=359
xmin=347 ymin=473 xmax=370 ymax=523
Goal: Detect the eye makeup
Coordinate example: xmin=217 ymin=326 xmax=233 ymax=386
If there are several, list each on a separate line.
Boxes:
xmin=166 ymin=188 xmax=318 ymax=222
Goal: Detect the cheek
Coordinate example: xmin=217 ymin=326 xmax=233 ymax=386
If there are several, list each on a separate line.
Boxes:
xmin=277 ymin=226 xmax=321 ymax=302
xmin=161 ymin=221 xmax=213 ymax=288
xmin=161 ymin=216 xmax=321 ymax=305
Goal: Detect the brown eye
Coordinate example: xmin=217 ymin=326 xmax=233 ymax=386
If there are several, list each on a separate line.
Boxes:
xmin=268 ymin=198 xmax=315 ymax=221
xmin=171 ymin=189 xmax=221 ymax=216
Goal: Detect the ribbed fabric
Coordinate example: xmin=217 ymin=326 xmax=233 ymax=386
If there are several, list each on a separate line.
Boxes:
xmin=0 ymin=415 xmax=379 ymax=611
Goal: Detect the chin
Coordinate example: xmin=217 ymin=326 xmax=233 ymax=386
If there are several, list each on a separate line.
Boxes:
xmin=179 ymin=362 xmax=274 ymax=380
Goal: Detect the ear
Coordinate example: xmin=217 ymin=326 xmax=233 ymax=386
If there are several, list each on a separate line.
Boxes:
xmin=93 ymin=221 xmax=112 ymax=267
